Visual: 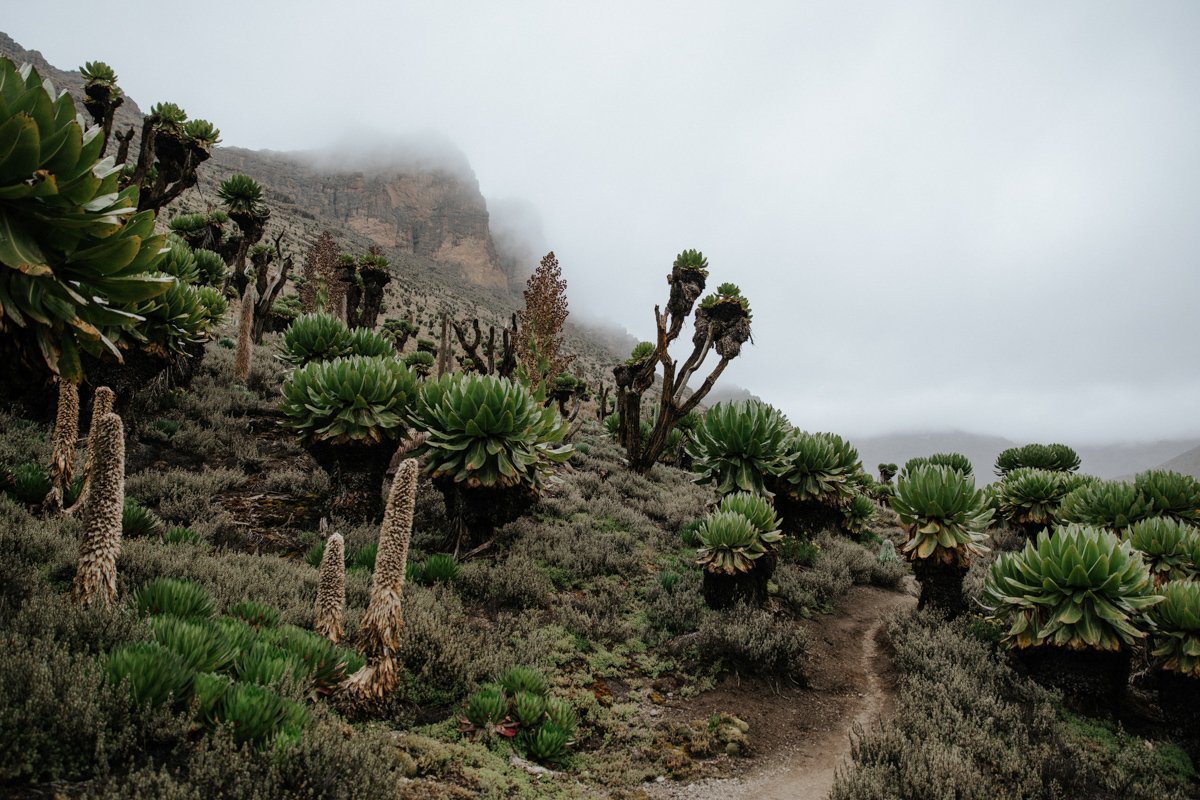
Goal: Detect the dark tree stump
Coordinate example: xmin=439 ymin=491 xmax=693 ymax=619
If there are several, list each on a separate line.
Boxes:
xmin=307 ymin=440 xmax=396 ymax=524
xmin=1014 ymin=646 xmax=1132 ymax=708
xmin=434 ymin=477 xmax=538 ymax=551
xmin=701 ymin=553 xmax=776 ymax=610
xmin=910 ymin=557 xmax=970 ymax=619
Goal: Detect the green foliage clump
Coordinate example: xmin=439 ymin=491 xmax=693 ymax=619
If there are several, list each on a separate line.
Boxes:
xmin=778 ymin=431 xmax=861 ymax=507
xmin=226 ymin=601 xmax=281 ymax=629
xmin=982 ymin=525 xmax=1159 ymax=651
xmin=890 ymin=465 xmax=992 ymax=561
xmin=402 ymin=350 xmax=434 ymax=376
xmin=1148 ymin=580 xmax=1200 ymax=678
xmin=270 ymin=293 xmax=302 ymax=323
xmin=994 ymin=443 xmax=1081 ymax=476
xmin=348 ymin=542 xmax=377 ymax=572
xmin=686 ymin=399 xmax=790 ymax=496
xmin=279 ymin=355 xmax=419 ymax=445
xmin=996 ymin=467 xmax=1073 ymax=533
xmin=1134 ymin=470 xmax=1200 ymax=524
xmin=1058 ymin=480 xmax=1154 ymax=533
xmin=1127 ymin=517 xmax=1200 ymax=584
xmin=410 ymin=373 xmax=572 ymax=490
xmin=842 ymin=493 xmax=878 ymax=536
xmin=3 ymin=463 xmax=50 ymax=505
xmin=345 ymin=326 xmax=393 ymax=359
xmin=0 ymin=58 xmax=170 ymax=381
xmin=625 ymin=340 xmax=656 ymax=365
xmin=122 ymin=498 xmax=163 ymax=538
xmin=148 ymin=616 xmax=237 ymax=673
xmin=105 ymin=643 xmax=195 ymax=707
xmin=716 ymin=491 xmax=782 ymax=536
xmin=162 ymin=526 xmax=203 ymax=545
xmin=695 ymin=510 xmax=782 ymax=575
xmin=133 ymin=578 xmax=216 ymax=620
xmin=279 ymin=313 xmax=351 ymax=366
xmin=413 ymin=553 xmax=460 ymax=584
xmin=462 ymin=666 xmax=576 ymax=763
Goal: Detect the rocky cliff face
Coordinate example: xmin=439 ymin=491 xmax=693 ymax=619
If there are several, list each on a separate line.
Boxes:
xmin=212 ymin=148 xmax=512 ymax=291
xmin=0 ymin=32 xmax=515 ymax=293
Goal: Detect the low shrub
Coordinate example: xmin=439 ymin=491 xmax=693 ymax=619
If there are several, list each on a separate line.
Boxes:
xmin=695 ymin=604 xmax=807 ymax=682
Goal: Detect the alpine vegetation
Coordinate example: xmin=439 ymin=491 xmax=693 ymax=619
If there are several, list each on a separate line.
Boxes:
xmin=72 ymin=412 xmax=126 ymax=608
xmin=341 ymin=459 xmax=419 ymax=703
xmin=314 ymin=531 xmax=347 ymax=643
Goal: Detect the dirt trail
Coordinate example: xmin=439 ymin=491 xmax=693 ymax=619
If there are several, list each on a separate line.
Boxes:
xmin=644 ymin=582 xmax=917 ymax=800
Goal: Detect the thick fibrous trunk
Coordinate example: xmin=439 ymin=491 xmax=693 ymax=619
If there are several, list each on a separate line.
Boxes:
xmin=910 ymin=557 xmax=970 ymax=619
xmin=307 ymin=440 xmax=396 ymax=524
xmin=234 ymin=290 xmax=255 ymax=384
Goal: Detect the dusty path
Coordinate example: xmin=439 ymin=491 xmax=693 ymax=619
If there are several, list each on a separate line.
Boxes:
xmin=644 ymin=582 xmax=917 ymax=800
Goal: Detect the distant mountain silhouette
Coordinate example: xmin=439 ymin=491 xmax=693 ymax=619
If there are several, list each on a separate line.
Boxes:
xmin=851 ymin=431 xmax=1200 ymax=483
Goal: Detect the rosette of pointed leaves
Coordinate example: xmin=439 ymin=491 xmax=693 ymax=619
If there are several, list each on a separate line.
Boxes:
xmin=105 ymin=642 xmax=195 ymax=707
xmin=695 ymin=510 xmax=782 ymax=575
xmin=0 ymin=58 xmax=170 ymax=380
xmin=842 ymin=493 xmax=878 ymax=535
xmin=686 ymin=399 xmax=790 ymax=496
xmin=997 ymin=467 xmax=1072 ymax=532
xmin=929 ymin=452 xmax=972 ymax=476
xmin=148 ymin=616 xmax=238 ymax=673
xmin=403 ymin=350 xmax=434 ymax=377
xmin=79 ymin=61 xmax=121 ymax=125
xmin=280 ymin=312 xmax=352 ymax=365
xmin=1057 ymin=480 xmax=1153 ymax=534
xmin=216 ymin=682 xmax=291 ymax=747
xmin=717 ymin=491 xmax=782 ymax=537
xmin=693 ymin=282 xmax=752 ymax=358
xmin=1148 ymin=580 xmax=1200 ymax=678
xmin=347 ymin=326 xmax=393 ymax=358
xmin=411 ymin=374 xmax=572 ymax=490
xmin=217 ymin=173 xmax=265 ymax=216
xmin=280 ymin=355 xmax=418 ymax=445
xmin=500 ymin=665 xmax=548 ymax=696
xmin=625 ymin=340 xmax=656 ymax=365
xmin=128 ymin=277 xmax=214 ymax=357
xmin=194 ymin=285 xmax=227 ymax=331
xmin=526 ymin=724 xmax=570 ymax=762
xmin=192 ymin=248 xmax=226 ymax=286
xmin=1134 ymin=470 xmax=1200 ymax=524
xmin=994 ymin=443 xmax=1081 ymax=476
xmin=1127 ymin=517 xmax=1200 ymax=584
xmin=465 ymin=686 xmax=508 ymax=728
xmin=891 ymin=465 xmax=993 ymax=561
xmin=778 ymin=431 xmax=861 ymax=507
xmin=982 ymin=524 xmax=1160 ymax=651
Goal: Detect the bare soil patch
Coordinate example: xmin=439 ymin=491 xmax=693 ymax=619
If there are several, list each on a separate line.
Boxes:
xmin=643 ymin=581 xmax=917 ymax=799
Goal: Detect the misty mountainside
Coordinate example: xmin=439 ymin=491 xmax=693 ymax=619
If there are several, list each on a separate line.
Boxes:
xmin=854 ymin=430 xmax=1200 ymax=482
xmin=0 ymin=32 xmax=630 ymax=385
xmin=1145 ymin=443 xmax=1200 ymax=480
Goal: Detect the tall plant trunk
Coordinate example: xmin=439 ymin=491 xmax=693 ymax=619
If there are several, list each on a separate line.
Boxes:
xmin=435 ymin=477 xmax=537 ymax=553
xmin=910 ymin=557 xmax=970 ymax=618
xmin=1016 ymin=646 xmax=1132 ymax=709
xmin=307 ymin=441 xmax=395 ymax=524
xmin=774 ymin=495 xmax=844 ymax=538
xmin=701 ymin=554 xmax=776 ymax=610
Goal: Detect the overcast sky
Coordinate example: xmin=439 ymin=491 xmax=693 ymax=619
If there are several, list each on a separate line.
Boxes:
xmin=9 ymin=2 xmax=1200 ymax=444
